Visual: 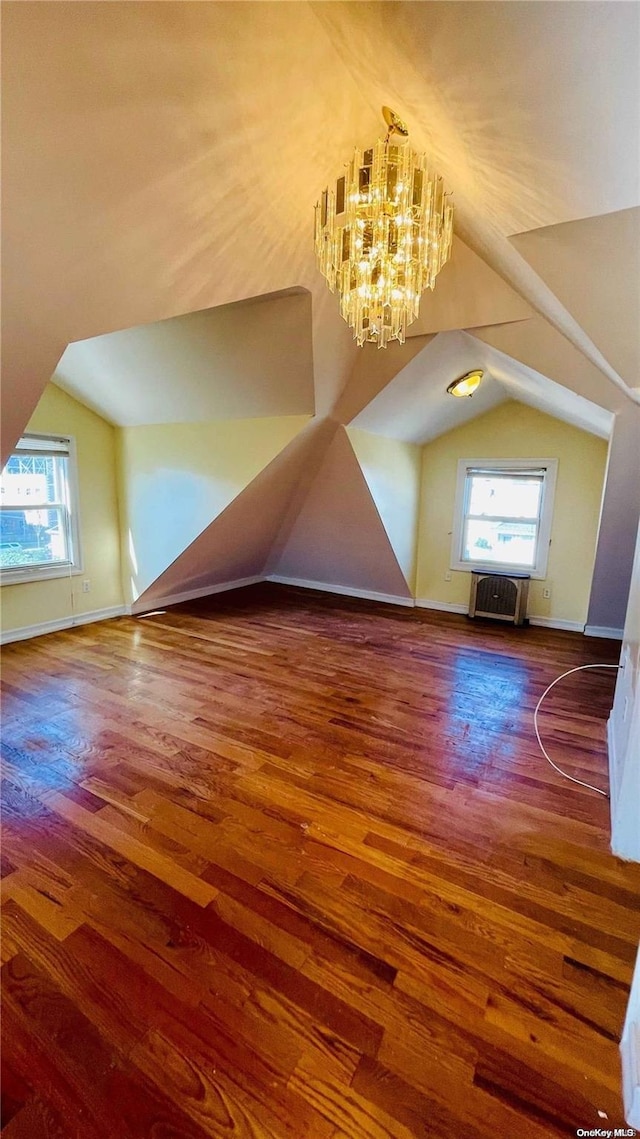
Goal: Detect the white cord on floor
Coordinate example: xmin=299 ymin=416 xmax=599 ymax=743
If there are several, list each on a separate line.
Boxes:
xmin=534 ymin=663 xmax=621 ymax=799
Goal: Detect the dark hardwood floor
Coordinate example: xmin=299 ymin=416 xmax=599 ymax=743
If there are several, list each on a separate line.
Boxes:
xmin=2 ymin=583 xmax=639 ymax=1138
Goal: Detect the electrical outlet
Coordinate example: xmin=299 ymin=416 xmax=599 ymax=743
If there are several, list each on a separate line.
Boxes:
xmin=543 ymin=587 xmax=551 ymax=599
xmin=444 ymin=572 xmax=452 ymax=582
xmin=82 ymin=579 xmax=91 ymax=593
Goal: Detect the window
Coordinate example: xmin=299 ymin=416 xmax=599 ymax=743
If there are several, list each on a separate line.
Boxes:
xmin=0 ymin=434 xmax=82 ymax=584
xmin=450 ymin=458 xmax=557 ymax=579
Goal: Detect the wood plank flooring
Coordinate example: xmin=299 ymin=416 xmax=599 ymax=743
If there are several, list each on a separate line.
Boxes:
xmin=2 ymin=583 xmax=639 ymax=1137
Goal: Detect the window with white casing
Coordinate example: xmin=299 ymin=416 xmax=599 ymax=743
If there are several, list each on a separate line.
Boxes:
xmin=0 ymin=434 xmax=82 ymax=585
xmin=450 ymin=458 xmax=558 ymax=579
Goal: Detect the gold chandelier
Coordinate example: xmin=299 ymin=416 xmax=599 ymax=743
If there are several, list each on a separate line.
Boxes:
xmin=314 ymin=106 xmax=454 ymax=349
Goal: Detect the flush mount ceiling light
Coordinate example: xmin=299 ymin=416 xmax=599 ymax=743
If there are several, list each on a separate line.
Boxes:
xmin=314 ymin=106 xmax=454 ymax=349
xmin=447 ymin=369 xmax=484 ymax=398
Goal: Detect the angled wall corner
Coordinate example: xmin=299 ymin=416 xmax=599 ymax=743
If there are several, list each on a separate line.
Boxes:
xmin=347 ymin=427 xmax=421 ymax=593
xmin=131 ymin=418 xmax=338 ymax=611
xmin=462 ymin=329 xmax=614 ymax=439
xmin=470 ymin=316 xmax=625 ymax=414
xmin=332 ymin=334 xmax=436 ymax=426
xmin=408 ymin=235 xmax=533 ymax=338
xmin=265 ymin=418 xmax=341 ymax=573
xmin=120 ymin=414 xmax=311 ymax=605
xmin=587 ymin=402 xmax=640 ymax=633
xmin=270 ymin=425 xmax=412 ymax=600
xmin=348 ymin=331 xmax=506 ymax=445
xmin=510 ymin=207 xmax=640 ymax=388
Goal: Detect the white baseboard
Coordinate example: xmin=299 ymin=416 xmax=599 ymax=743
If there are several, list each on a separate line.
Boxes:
xmin=415 ymin=598 xmax=468 ymax=615
xmin=584 ymin=624 xmax=624 ymax=639
xmin=528 ymin=615 xmax=585 ymax=632
xmin=267 ymin=575 xmax=414 ymax=608
xmin=1 ymin=605 xmax=128 ymax=645
xmin=132 ymin=575 xmax=265 ymax=614
xmin=415 ymin=603 xmax=583 ymax=632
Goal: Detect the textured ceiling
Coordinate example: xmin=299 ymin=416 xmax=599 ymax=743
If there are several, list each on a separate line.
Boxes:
xmin=313 ymin=2 xmax=640 ymax=234
xmin=311 ymin=1 xmax=640 ymax=400
xmin=2 ymin=0 xmax=639 ymax=461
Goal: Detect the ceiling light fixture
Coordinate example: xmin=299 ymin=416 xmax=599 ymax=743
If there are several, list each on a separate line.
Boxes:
xmin=447 ymin=369 xmax=484 ymax=398
xmin=314 ymin=106 xmax=454 ymax=349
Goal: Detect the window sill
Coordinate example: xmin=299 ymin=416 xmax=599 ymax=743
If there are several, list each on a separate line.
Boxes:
xmin=0 ymin=565 xmax=83 ymax=587
xmin=450 ymin=561 xmax=546 ymax=580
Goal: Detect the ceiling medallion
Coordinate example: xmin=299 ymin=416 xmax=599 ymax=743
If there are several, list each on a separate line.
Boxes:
xmin=314 ymin=106 xmax=453 ymax=349
xmin=447 ymin=369 xmax=484 ymax=398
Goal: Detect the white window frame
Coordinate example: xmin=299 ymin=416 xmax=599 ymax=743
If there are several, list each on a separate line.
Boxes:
xmin=0 ymin=433 xmax=83 ymax=585
xmin=450 ymin=457 xmax=558 ymax=580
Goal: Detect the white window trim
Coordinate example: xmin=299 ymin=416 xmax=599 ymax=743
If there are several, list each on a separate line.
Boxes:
xmin=450 ymin=457 xmax=558 ymax=580
xmin=0 ymin=432 xmax=84 ymax=586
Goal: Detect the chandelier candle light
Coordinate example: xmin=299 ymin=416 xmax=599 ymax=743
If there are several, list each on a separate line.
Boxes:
xmin=314 ymin=106 xmax=454 ymax=348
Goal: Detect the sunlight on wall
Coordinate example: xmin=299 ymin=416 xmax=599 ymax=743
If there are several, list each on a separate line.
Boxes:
xmin=128 ymin=529 xmax=139 ymax=577
xmin=347 ymin=427 xmax=421 ymax=592
xmin=118 ymin=415 xmax=310 ymax=602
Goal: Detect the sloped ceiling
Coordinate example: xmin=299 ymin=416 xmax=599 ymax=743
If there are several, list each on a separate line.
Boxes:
xmin=348 ymin=330 xmax=613 ymax=444
xmin=2 ymin=1 xmax=639 ymax=615
xmin=313 ymin=2 xmax=640 ymax=234
xmin=55 ymin=290 xmax=314 ymax=426
xmin=470 ymin=340 xmax=614 ymax=440
xmin=2 ymin=0 xmax=639 ymax=462
xmin=509 ymin=207 xmax=640 ymax=388
xmin=471 ymin=317 xmax=628 ymax=414
xmin=350 ymin=331 xmax=507 ymax=443
xmin=311 ymin=1 xmax=640 ymax=400
xmin=406 ymin=236 xmax=532 ymax=336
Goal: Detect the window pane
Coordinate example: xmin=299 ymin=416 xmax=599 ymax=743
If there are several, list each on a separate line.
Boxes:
xmin=0 ymin=453 xmax=62 ymax=506
xmin=463 ymin=519 xmax=537 ymax=567
xmin=0 ymin=507 xmax=69 ymax=568
xmin=468 ymin=475 xmax=541 ymax=520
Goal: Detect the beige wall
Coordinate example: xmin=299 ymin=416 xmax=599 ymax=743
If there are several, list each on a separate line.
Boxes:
xmin=0 ymin=386 xmax=612 ymax=634
xmin=347 ymin=428 xmax=421 ymax=592
xmin=272 ymin=427 xmax=412 ymax=599
xmin=1 ymin=383 xmax=123 ymax=633
xmin=416 ymin=401 xmax=608 ymax=625
xmin=118 ymin=415 xmax=310 ymax=603
xmin=587 ymin=403 xmax=640 ymax=634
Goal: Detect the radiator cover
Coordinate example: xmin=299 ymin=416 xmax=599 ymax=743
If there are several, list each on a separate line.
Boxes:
xmin=469 ymin=571 xmax=530 ymax=626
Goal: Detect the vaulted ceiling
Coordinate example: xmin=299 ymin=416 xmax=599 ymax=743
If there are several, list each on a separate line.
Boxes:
xmin=2 ymin=2 xmax=639 ymax=616
xmin=3 ymin=0 xmax=639 ymax=458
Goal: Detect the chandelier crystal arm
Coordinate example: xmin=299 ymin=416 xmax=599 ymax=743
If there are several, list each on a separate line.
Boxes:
xmin=314 ymin=106 xmax=454 ymax=348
